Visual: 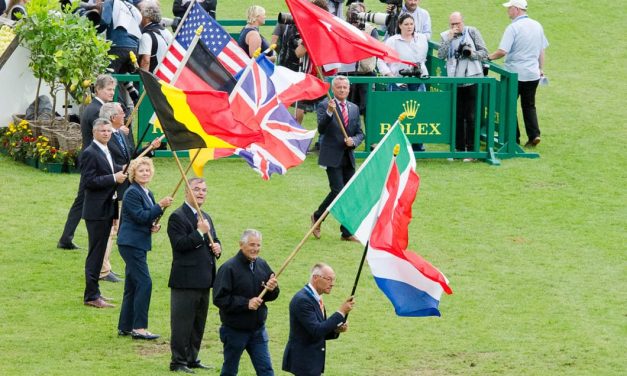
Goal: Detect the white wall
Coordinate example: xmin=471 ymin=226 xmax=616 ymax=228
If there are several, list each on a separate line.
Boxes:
xmin=0 ymin=45 xmax=78 ymax=127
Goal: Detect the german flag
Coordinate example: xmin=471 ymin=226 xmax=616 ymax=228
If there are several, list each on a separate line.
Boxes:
xmin=140 ymin=70 xmax=263 ymax=151
xmin=161 ymin=39 xmax=237 ymax=94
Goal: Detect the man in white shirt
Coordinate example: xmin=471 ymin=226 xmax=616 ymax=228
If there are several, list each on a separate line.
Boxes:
xmin=489 ymin=0 xmax=549 ymax=147
xmin=138 ymin=1 xmax=173 ymax=72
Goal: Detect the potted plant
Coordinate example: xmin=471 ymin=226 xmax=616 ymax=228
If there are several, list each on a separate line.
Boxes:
xmin=38 ymin=143 xmax=64 ymax=173
xmin=4 ymin=120 xmax=32 ymax=161
xmin=63 ymin=147 xmax=81 ymax=173
xmin=15 ymin=0 xmax=112 ymax=124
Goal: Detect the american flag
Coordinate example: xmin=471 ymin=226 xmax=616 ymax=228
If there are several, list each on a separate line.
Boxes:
xmin=229 ymin=61 xmax=315 ymax=180
xmin=155 ymin=2 xmax=250 ymax=82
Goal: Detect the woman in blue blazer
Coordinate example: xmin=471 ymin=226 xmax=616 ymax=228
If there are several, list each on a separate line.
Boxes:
xmin=117 ymin=157 xmax=173 ymax=340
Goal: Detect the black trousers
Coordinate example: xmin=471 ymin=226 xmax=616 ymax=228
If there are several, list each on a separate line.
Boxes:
xmin=84 ymin=218 xmax=113 ymax=302
xmin=517 ymin=79 xmax=541 ymax=144
xmin=456 ymin=84 xmax=478 ymax=151
xmin=170 ymin=288 xmax=210 ymax=369
xmin=59 ymin=176 xmax=84 ymax=244
xmin=314 ymin=152 xmax=354 ymax=237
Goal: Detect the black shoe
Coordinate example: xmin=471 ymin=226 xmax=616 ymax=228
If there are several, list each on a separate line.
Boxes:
xmin=171 ymin=365 xmax=195 ymax=373
xmin=189 ymin=362 xmax=213 ymax=370
xmin=131 ymin=330 xmax=160 ymax=340
xmin=100 ymin=273 xmax=122 ymax=283
xmin=109 ymin=271 xmax=121 ymax=278
xmin=57 ymin=241 xmax=81 ymax=250
xmin=118 ymin=329 xmax=132 ymax=336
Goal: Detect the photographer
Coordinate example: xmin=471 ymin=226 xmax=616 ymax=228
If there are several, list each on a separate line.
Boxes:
xmin=341 ymin=2 xmax=380 ymax=117
xmin=275 ymin=0 xmax=331 ymax=125
xmin=383 ymin=0 xmax=431 ymax=40
xmin=138 ymin=0 xmax=172 ymax=72
xmin=378 ymin=13 xmax=428 ymax=151
xmin=437 ymin=12 xmax=488 ymax=157
xmin=377 ymin=13 xmax=429 ymax=90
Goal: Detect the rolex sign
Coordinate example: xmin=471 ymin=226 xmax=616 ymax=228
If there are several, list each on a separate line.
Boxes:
xmin=366 ymin=90 xmax=452 ymax=144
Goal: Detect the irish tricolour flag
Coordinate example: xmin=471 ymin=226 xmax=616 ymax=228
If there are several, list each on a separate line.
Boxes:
xmin=328 ymin=123 xmax=452 ymax=317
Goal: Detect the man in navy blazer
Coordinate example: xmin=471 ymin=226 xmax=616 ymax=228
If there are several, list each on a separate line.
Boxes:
xmin=57 ymin=74 xmax=117 ymax=250
xmin=167 ymin=178 xmax=222 ymax=373
xmin=311 ymin=76 xmax=364 ymax=241
xmin=282 ymin=263 xmax=355 ymax=376
xmin=81 ymin=118 xmax=128 ymax=308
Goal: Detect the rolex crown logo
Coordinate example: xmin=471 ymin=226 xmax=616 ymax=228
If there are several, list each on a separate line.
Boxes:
xmin=402 ymin=100 xmax=420 ymax=119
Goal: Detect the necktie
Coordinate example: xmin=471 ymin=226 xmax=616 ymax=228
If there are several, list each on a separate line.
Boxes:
xmin=319 ymin=297 xmax=324 ymax=312
xmin=113 ymin=132 xmax=129 ymax=159
xmin=249 ymin=262 xmax=255 ymax=272
xmin=340 ymin=102 xmax=349 ymax=128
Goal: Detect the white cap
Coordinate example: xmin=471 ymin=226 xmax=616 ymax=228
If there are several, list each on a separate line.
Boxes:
xmin=502 ymin=0 xmax=527 ymax=10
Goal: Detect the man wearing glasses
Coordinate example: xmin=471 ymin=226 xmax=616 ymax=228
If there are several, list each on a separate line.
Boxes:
xmin=282 ymin=263 xmax=355 ymax=376
xmin=167 ymin=178 xmax=222 ymax=373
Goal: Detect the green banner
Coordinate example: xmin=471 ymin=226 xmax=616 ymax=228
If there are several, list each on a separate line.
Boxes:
xmin=367 ymin=90 xmax=452 ymax=144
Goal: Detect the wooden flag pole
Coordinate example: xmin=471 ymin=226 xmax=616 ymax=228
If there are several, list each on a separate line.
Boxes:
xmin=152 ymin=149 xmax=201 ymax=226
xmin=171 ymin=151 xmax=216 ymax=245
xmin=315 ymin=66 xmax=349 ymax=139
xmin=257 ymin=211 xmax=330 ymax=299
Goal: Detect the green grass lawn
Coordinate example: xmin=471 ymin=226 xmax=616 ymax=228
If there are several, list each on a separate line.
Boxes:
xmin=0 ymin=0 xmax=625 ymax=375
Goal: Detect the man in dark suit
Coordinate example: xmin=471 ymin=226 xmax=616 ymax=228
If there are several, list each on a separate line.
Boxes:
xmin=82 ymin=118 xmax=127 ymax=308
xmin=282 ymin=263 xmax=355 ymax=376
xmin=57 ymin=74 xmax=117 ymax=250
xmin=311 ymin=76 xmax=364 ymax=242
xmin=167 ymin=178 xmax=222 ymax=373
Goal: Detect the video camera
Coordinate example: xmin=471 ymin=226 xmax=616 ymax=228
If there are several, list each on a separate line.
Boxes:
xmin=278 ymin=12 xmax=295 ymax=25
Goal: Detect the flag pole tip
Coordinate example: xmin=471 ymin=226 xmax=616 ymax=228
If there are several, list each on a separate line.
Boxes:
xmin=253 ymin=47 xmax=262 ymax=58
xmin=195 ymin=25 xmax=204 ymax=35
xmin=269 ymin=43 xmax=277 ymax=51
xmin=398 ymin=112 xmax=407 ymax=121
xmin=393 ymin=144 xmax=400 ymax=156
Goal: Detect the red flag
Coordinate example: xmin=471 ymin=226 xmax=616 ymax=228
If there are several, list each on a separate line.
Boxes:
xmin=285 ymin=0 xmax=414 ymax=68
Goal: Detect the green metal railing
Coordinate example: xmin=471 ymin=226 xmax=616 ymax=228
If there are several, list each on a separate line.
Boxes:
xmin=114 ymin=21 xmax=537 ymax=162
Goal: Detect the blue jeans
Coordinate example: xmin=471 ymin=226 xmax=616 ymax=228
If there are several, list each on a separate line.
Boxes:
xmin=219 ymin=325 xmax=274 ymax=376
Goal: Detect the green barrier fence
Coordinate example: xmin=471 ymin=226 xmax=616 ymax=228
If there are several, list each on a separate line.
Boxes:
xmin=116 ymin=21 xmax=538 ymax=163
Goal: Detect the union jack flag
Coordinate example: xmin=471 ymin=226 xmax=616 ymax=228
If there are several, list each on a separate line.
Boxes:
xmin=229 ymin=61 xmax=316 ymax=180
xmin=155 ymin=2 xmax=250 ymax=82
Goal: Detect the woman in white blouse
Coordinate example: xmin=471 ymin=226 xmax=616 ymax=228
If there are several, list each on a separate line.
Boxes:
xmin=378 ymin=13 xmax=429 ymax=92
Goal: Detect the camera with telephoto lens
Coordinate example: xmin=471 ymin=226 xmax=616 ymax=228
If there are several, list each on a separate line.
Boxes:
xmin=278 ymin=12 xmax=294 ymax=25
xmin=160 ymin=17 xmax=181 ymax=31
xmin=398 ymin=66 xmax=422 ymax=77
xmin=456 ymin=43 xmax=473 ymax=59
xmin=354 ymin=12 xmax=390 ymax=27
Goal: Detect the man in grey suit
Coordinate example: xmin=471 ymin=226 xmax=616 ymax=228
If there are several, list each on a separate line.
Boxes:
xmin=311 ymin=76 xmax=364 ymax=242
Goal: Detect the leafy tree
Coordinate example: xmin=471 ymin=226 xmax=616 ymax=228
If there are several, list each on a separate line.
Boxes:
xmin=15 ymin=0 xmax=112 ymax=123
